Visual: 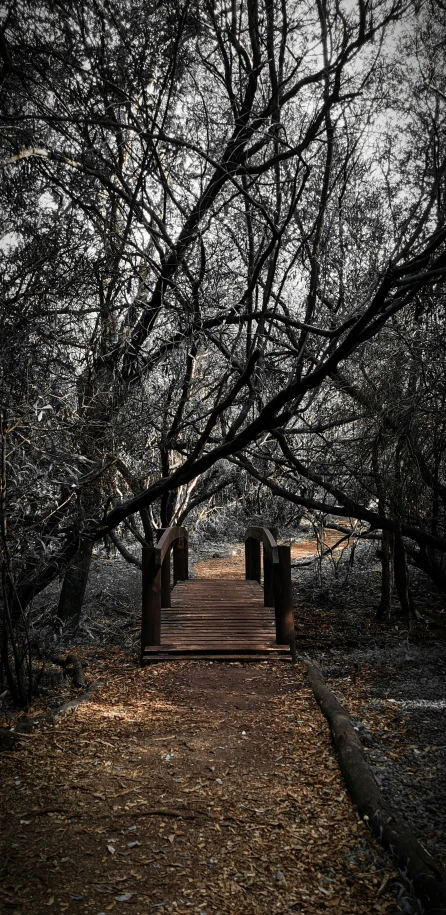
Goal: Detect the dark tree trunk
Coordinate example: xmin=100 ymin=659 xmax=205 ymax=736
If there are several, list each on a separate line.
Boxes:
xmin=57 ymin=540 xmax=93 ymax=629
xmin=372 ymin=454 xmax=393 ymax=621
xmin=160 ymin=446 xmax=174 ymax=528
xmin=160 ymin=490 xmax=176 ymax=528
xmin=393 ymin=527 xmax=418 ymax=620
xmin=139 ymin=508 xmax=154 ymax=545
xmin=376 ymin=529 xmax=393 ymax=619
xmin=1 ymin=573 xmax=32 ymax=706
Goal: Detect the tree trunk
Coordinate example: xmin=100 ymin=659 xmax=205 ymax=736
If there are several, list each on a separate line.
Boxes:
xmin=376 ymin=529 xmax=393 ymax=619
xmin=57 ymin=540 xmax=93 ymax=629
xmin=393 ymin=527 xmax=417 ymax=620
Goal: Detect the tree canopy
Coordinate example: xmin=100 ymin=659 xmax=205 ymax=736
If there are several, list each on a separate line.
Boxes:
xmin=1 ymin=0 xmax=445 ymax=700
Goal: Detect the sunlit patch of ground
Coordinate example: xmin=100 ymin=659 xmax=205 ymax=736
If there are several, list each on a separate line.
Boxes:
xmin=1 ymin=657 xmax=399 ymax=915
xmin=192 ymin=533 xmax=342 ymax=581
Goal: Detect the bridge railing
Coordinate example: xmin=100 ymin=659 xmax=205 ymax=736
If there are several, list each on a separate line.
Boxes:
xmin=245 ymin=526 xmax=295 ymax=656
xmin=141 ymin=527 xmax=188 ymax=658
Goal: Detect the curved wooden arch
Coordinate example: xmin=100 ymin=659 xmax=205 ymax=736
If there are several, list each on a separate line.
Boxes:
xmin=141 ymin=527 xmax=188 ymax=655
xmin=155 ymin=526 xmax=188 ymax=566
xmin=244 ymin=526 xmax=295 ymax=658
xmin=245 ymin=526 xmax=279 ymax=565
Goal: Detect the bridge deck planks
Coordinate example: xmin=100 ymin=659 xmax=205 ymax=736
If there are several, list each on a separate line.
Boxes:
xmin=142 ymin=579 xmax=290 ymax=662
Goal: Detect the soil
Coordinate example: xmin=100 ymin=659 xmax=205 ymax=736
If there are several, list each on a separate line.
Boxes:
xmin=1 ymin=535 xmax=445 ymax=915
xmin=292 ymin=544 xmax=446 ymax=878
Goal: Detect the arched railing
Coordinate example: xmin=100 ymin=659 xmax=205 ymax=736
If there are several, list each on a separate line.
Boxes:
xmin=141 ymin=527 xmax=188 ymax=659
xmin=245 ymin=526 xmax=295 ymax=658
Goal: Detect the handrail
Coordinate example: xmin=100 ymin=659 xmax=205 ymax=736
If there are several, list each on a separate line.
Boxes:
xmin=244 ymin=525 xmax=296 ymax=660
xmin=141 ymin=526 xmax=188 ymax=657
xmin=155 ymin=526 xmax=188 ymax=566
xmin=245 ymin=526 xmax=279 ymax=564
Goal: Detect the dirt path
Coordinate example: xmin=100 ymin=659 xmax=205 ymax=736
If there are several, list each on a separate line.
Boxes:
xmin=191 ymin=537 xmax=339 ymax=580
xmin=0 ymin=544 xmax=409 ymax=915
xmin=1 ymin=655 xmax=401 ymax=915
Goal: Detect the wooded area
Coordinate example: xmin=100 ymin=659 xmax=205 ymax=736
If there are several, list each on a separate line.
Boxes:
xmin=0 ymin=0 xmax=445 ymax=699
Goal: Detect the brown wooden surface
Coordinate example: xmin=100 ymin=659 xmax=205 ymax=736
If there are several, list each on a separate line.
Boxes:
xmin=156 ymin=531 xmax=171 ymax=609
xmin=142 ymin=579 xmax=290 ymax=662
xmin=245 ymin=526 xmax=279 ymax=563
xmin=156 ymin=526 xmax=188 ymax=565
xmin=274 ymin=544 xmax=295 ymax=645
xmin=141 ymin=547 xmax=161 ymax=652
xmin=245 ymin=537 xmax=261 ymax=583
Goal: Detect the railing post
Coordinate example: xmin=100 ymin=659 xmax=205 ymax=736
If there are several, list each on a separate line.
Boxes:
xmin=141 ymin=546 xmax=161 ymax=659
xmin=157 ymin=529 xmax=171 ymax=609
xmin=273 ymin=544 xmax=295 ymax=657
xmin=263 ymin=551 xmax=274 ymax=606
xmin=245 ymin=536 xmax=261 ymax=583
xmin=263 ymin=527 xmax=277 ymax=606
xmin=184 ymin=533 xmax=189 ymax=580
xmin=173 ymin=535 xmax=188 ymax=584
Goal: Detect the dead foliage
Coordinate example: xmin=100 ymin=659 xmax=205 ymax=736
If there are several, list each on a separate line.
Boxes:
xmin=0 ymin=653 xmax=402 ymax=915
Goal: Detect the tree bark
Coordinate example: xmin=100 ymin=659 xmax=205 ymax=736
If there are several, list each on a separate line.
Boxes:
xmin=393 ymin=527 xmax=417 ymax=620
xmin=108 ymin=530 xmax=142 ymax=569
xmin=376 ymin=529 xmax=393 ymax=619
xmin=57 ymin=540 xmax=93 ymax=628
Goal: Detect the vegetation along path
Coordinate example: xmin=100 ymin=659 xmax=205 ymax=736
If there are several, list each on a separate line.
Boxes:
xmin=1 ymin=657 xmax=401 ymax=915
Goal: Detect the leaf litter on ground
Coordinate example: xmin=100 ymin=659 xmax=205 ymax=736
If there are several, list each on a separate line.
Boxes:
xmin=1 ymin=650 xmax=402 ymax=914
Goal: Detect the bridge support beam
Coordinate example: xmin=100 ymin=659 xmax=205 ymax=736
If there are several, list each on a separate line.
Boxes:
xmin=141 ymin=527 xmax=189 ymax=661
xmin=263 ymin=550 xmax=274 ymax=606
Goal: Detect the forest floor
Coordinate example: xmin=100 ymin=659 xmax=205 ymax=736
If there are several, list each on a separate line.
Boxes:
xmin=1 ymin=536 xmax=445 ymax=915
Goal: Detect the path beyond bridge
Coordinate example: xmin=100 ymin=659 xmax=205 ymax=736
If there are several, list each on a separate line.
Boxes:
xmin=141 ymin=527 xmax=296 ymax=663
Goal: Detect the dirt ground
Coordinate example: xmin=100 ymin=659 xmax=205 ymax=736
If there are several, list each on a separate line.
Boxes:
xmin=1 ymin=658 xmax=402 ymax=915
xmin=1 ymin=538 xmax=445 ymax=915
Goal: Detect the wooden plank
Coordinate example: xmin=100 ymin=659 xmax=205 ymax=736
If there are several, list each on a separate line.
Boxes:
xmin=141 ymin=577 xmax=292 ymax=661
xmin=142 ymin=652 xmax=291 ymax=667
xmin=143 ymin=647 xmax=289 ymax=655
xmin=144 ymin=644 xmax=289 ymax=652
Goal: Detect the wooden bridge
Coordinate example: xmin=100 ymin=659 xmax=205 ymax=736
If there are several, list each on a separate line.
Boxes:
xmin=141 ymin=527 xmax=296 ymax=663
